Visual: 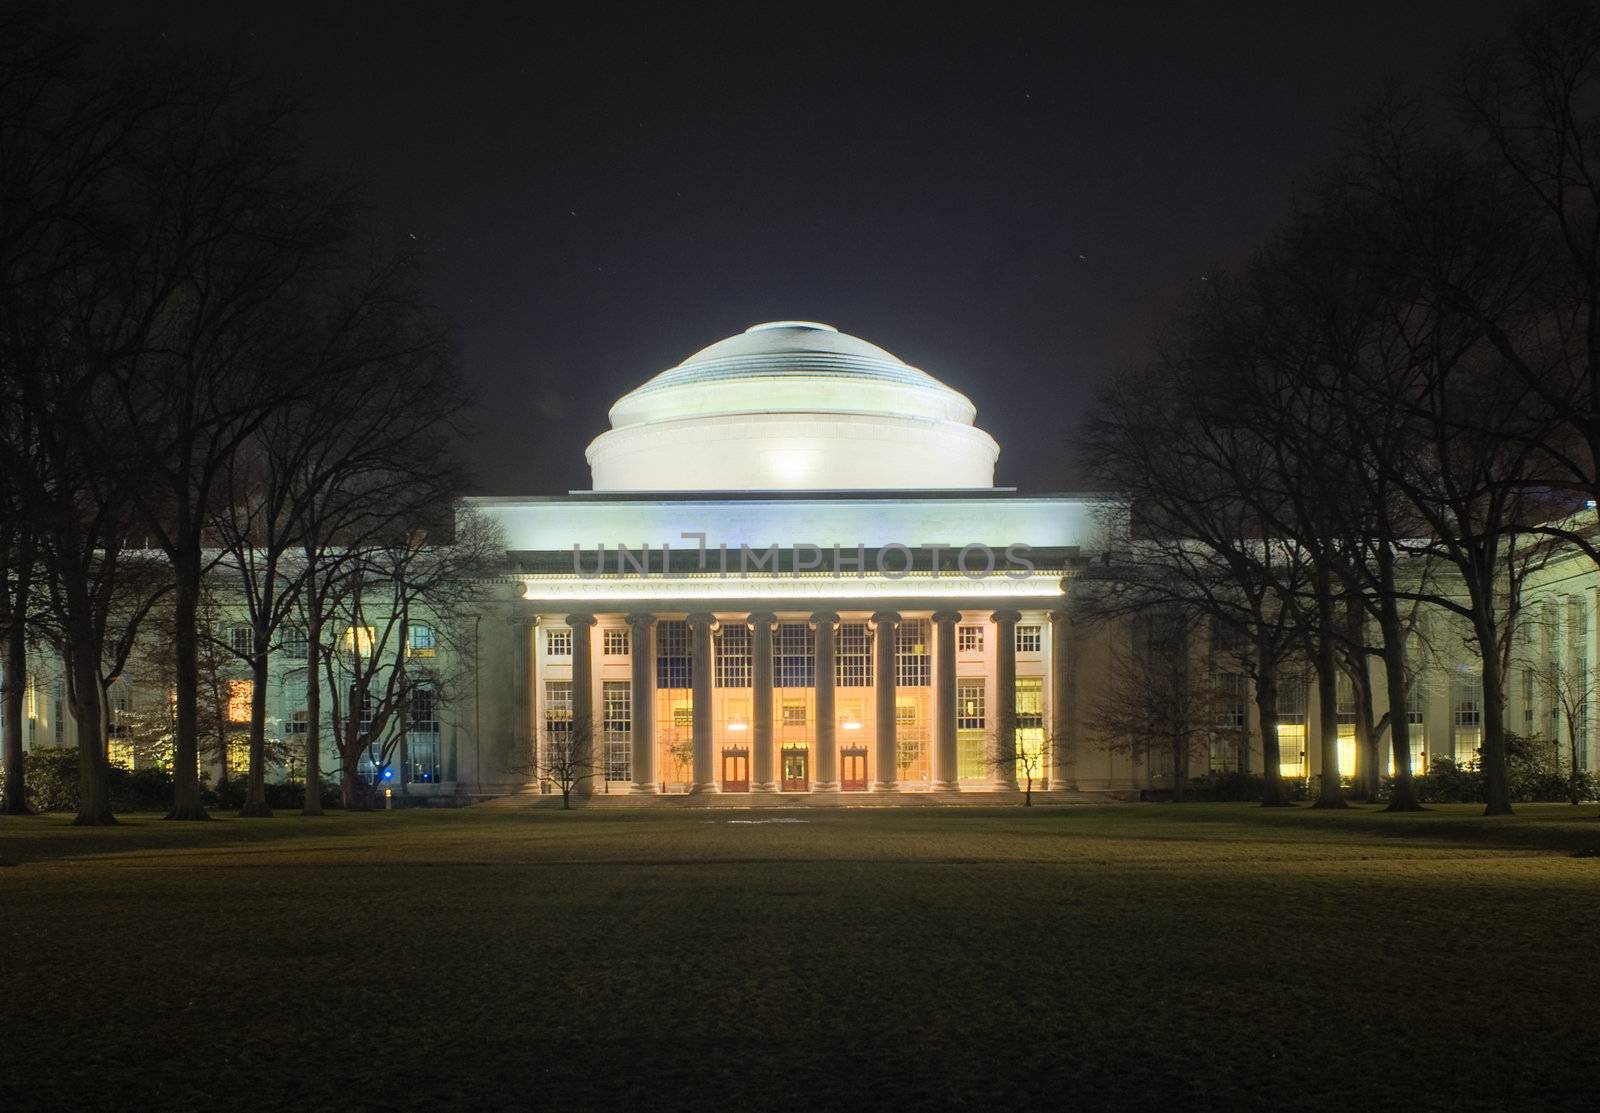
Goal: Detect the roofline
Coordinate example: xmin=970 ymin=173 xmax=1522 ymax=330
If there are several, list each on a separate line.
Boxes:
xmin=465 ymin=489 xmax=1112 ymax=504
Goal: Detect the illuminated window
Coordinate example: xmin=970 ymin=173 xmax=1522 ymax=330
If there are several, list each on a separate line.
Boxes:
xmin=409 ymin=623 xmax=436 ymax=658
xmin=282 ymin=627 xmax=309 ymax=657
xmin=107 ymin=689 xmax=132 ymax=768
xmin=545 ymin=680 xmax=573 ymax=766
xmin=1336 ymin=674 xmax=1357 ymax=779
xmin=896 ymin=619 xmax=931 ymax=686
xmin=656 ymin=620 xmax=691 ymax=688
xmin=672 ymin=703 xmax=694 ymax=727
xmin=782 ymin=701 xmax=807 ymax=726
xmin=343 ymin=626 xmax=376 ymax=656
xmin=715 ymin=624 xmax=752 ymax=687
xmin=230 ymin=625 xmax=254 ymax=655
xmin=775 ymin=623 xmax=815 ymax=688
xmin=957 ymin=679 xmax=986 ymax=779
xmin=603 ymin=680 xmax=631 ymax=782
xmin=226 ymin=679 xmax=253 ymax=725
xmin=545 ymin=627 xmax=572 ymax=657
xmin=958 ymin=625 xmax=984 ymax=653
xmin=1451 ymin=670 xmax=1482 ymax=766
xmin=896 ymin=694 xmax=929 ymax=781
xmin=225 ymin=735 xmax=249 ymax=778
xmin=1016 ymin=677 xmax=1045 ymax=780
xmin=1015 ymin=625 xmax=1043 ymax=654
xmin=836 ymin=622 xmax=872 ymax=687
xmin=603 ymin=628 xmax=630 ymax=656
xmin=1278 ymin=680 xmax=1307 ymax=777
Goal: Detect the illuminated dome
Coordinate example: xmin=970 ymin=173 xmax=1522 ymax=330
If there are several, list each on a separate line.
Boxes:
xmin=586 ymin=322 xmax=1000 ymax=490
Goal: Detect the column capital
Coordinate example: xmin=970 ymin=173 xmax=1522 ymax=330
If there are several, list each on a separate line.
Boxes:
xmin=930 ymin=610 xmax=963 ymax=625
xmin=508 ymin=613 xmax=539 ymax=629
xmin=810 ymin=610 xmax=840 ymax=628
xmin=684 ymin=611 xmax=716 ymax=628
xmin=747 ymin=611 xmax=778 ymax=629
xmin=1047 ymin=608 xmax=1071 ymax=626
xmin=625 ymin=612 xmax=657 ymax=630
xmin=870 ymin=610 xmax=901 ymax=627
xmin=990 ymin=609 xmax=1023 ymax=624
xmin=564 ymin=613 xmax=597 ymax=628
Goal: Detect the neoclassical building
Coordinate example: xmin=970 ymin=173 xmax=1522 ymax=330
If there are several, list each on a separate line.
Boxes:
xmin=12 ymin=320 xmax=1595 ymax=800
xmin=470 ymin=321 xmax=1108 ymax=799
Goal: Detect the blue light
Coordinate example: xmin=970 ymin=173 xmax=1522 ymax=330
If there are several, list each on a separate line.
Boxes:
xmin=383 ymin=769 xmax=393 ymax=780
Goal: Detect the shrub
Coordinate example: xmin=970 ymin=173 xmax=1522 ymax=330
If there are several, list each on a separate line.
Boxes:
xmin=114 ymin=768 xmax=174 ymax=811
xmin=1187 ymin=770 xmax=1265 ymax=801
xmin=205 ymin=777 xmax=340 ymax=810
xmin=18 ymin=747 xmax=82 ymax=811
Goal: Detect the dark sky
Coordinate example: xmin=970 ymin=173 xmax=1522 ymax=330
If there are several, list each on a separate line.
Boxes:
xmin=73 ymin=0 xmax=1507 ymax=495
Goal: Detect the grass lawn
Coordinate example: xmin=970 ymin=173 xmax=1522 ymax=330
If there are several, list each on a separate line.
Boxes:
xmin=3 ymin=804 xmax=1599 ymax=1113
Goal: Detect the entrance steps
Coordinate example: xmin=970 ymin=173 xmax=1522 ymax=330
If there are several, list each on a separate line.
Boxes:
xmin=479 ymin=787 xmax=1134 ymax=808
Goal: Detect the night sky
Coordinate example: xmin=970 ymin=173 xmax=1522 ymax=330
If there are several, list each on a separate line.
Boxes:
xmin=73 ymin=0 xmax=1507 ymax=495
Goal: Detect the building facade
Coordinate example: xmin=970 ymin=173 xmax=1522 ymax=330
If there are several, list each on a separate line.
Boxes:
xmin=9 ymin=320 xmax=1599 ymax=800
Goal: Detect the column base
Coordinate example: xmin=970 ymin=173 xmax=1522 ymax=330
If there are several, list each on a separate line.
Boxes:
xmin=630 ymin=782 xmax=659 ymax=795
xmin=688 ymin=781 xmax=720 ymax=795
xmin=933 ymin=780 xmax=961 ymax=792
xmin=812 ymin=780 xmax=840 ymax=793
xmin=751 ymin=781 xmax=777 ymax=793
xmin=872 ymin=781 xmax=899 ymax=793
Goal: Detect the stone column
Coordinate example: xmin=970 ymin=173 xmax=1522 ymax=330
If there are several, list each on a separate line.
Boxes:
xmin=566 ymin=614 xmax=597 ymax=797
xmin=627 ymin=613 xmax=657 ymax=794
xmin=812 ymin=611 xmax=840 ymax=792
xmin=750 ymin=612 xmax=777 ymax=792
xmin=510 ymin=615 xmax=537 ymax=787
xmin=688 ymin=612 xmax=717 ymax=793
xmin=992 ymin=609 xmax=1021 ymax=790
xmin=1049 ymin=608 xmax=1071 ymax=792
xmin=872 ymin=611 xmax=900 ymax=792
xmin=932 ymin=610 xmax=961 ymax=791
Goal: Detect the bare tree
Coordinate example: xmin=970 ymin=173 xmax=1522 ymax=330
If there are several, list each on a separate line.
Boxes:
xmin=1092 ymin=609 xmax=1223 ymax=802
xmin=319 ymin=508 xmax=499 ymax=809
xmin=1536 ymin=659 xmax=1596 ymax=806
xmin=539 ymin=717 xmax=600 ymax=810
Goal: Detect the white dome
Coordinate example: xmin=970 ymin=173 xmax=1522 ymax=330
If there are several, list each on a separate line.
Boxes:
xmin=586 ymin=322 xmax=1000 ymax=491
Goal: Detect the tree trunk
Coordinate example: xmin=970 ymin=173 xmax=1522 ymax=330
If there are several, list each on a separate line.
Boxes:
xmin=340 ymin=763 xmax=362 ymax=810
xmin=240 ymin=638 xmax=272 ymax=817
xmin=1353 ymin=669 xmax=1380 ymax=802
xmin=68 ymin=641 xmax=115 ymax=826
xmin=3 ymin=612 xmax=28 ymax=814
xmin=1256 ymin=663 xmax=1290 ymax=806
xmin=1312 ymin=617 xmax=1348 ymax=809
xmin=167 ymin=555 xmax=209 ymax=820
xmin=1475 ymin=605 xmax=1513 ymax=816
xmin=303 ymin=605 xmax=324 ymax=816
xmin=1379 ymin=601 xmax=1423 ymax=811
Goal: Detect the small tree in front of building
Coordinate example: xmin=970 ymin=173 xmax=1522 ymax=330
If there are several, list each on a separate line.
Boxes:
xmin=541 ymin=717 xmax=599 ymax=810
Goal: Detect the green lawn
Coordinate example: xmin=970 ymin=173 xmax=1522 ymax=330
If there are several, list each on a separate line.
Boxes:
xmin=3 ymin=804 xmax=1598 ymax=1112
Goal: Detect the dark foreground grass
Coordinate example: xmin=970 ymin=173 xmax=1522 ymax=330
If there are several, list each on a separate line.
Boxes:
xmin=3 ymin=804 xmax=1598 ymax=1113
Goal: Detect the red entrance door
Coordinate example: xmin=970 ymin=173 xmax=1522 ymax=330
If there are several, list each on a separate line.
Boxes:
xmin=840 ymin=746 xmax=868 ymax=791
xmin=780 ymin=746 xmax=809 ymax=792
xmin=721 ymin=747 xmax=749 ymax=792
